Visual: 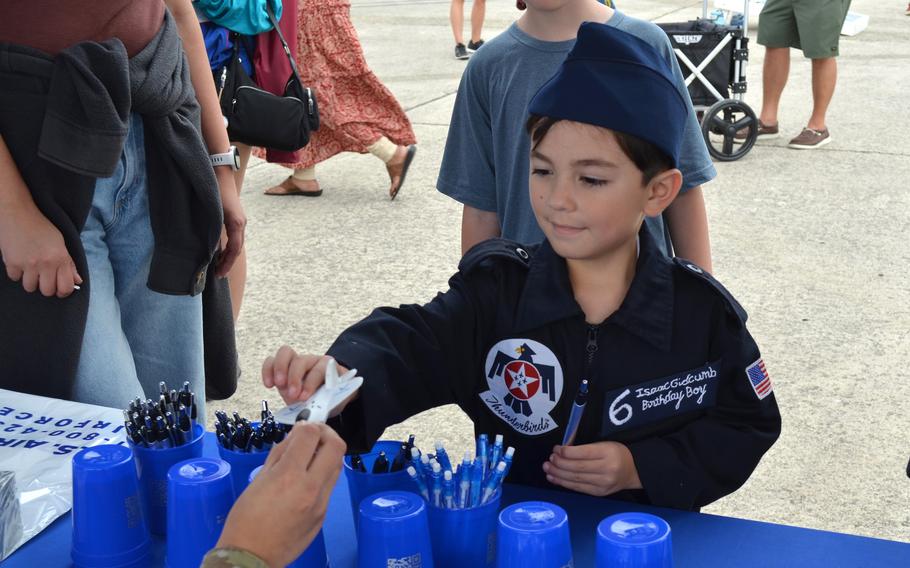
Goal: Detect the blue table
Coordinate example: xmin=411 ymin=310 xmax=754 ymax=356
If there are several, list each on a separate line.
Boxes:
xmin=5 ymin=435 xmax=910 ymax=567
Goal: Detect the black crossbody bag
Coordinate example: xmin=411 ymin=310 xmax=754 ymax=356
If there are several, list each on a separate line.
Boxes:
xmin=216 ymin=6 xmax=319 ymax=151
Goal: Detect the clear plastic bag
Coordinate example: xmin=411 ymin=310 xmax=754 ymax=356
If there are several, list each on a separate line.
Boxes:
xmin=0 ymin=389 xmax=125 ymax=560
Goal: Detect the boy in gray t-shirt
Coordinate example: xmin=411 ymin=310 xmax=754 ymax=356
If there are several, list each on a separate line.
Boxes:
xmin=437 ymin=1 xmax=716 ymax=266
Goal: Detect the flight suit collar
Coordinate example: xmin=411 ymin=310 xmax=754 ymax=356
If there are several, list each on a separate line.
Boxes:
xmin=515 ymin=225 xmax=675 ymax=351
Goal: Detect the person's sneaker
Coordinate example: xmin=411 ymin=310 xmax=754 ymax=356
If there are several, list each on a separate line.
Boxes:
xmin=454 ymin=43 xmax=470 ymax=60
xmin=788 ymin=127 xmax=831 ymax=149
xmin=734 ymin=120 xmax=779 ymax=140
xmin=467 ymin=39 xmax=485 ymax=51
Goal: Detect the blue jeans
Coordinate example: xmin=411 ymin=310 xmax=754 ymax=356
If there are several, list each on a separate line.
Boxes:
xmin=73 ymin=114 xmax=205 ymax=413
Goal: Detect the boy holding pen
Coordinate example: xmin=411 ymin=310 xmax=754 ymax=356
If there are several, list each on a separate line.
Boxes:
xmin=263 ymin=24 xmax=781 ymax=511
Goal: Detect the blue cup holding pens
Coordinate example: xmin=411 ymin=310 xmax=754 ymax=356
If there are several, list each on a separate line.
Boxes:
xmin=343 ymin=440 xmax=416 ymax=530
xmin=496 ymin=502 xmax=572 ymax=568
xmin=71 ymin=445 xmax=150 ymax=568
xmin=165 ymin=457 xmax=235 ymax=568
xmin=130 ymin=423 xmax=205 ymax=535
xmin=249 ymin=465 xmax=330 ymax=568
xmin=596 ymin=512 xmax=673 ymax=568
xmin=358 ymin=491 xmax=434 ymax=568
xmin=219 ymin=423 xmax=270 ymax=499
xmin=428 ymin=490 xmax=501 ymax=568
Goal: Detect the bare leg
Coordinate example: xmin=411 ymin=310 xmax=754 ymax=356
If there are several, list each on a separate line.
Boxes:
xmin=226 ymin=143 xmax=251 ymax=322
xmin=450 ymin=0 xmax=465 ymax=45
xmin=470 ymin=0 xmax=486 ymax=44
xmin=807 ymin=57 xmax=837 ymax=130
xmin=759 ymin=47 xmax=791 ymax=126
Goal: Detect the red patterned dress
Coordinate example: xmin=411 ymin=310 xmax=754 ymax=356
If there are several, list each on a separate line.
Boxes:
xmin=254 ymin=0 xmax=416 ymax=169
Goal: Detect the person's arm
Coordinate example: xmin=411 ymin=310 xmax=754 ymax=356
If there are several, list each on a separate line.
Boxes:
xmin=461 ymin=205 xmax=500 ymax=255
xmin=206 ymin=423 xmax=345 ymax=568
xmin=664 ymin=185 xmax=712 ymax=272
xmin=625 ymin=309 xmax=780 ymax=510
xmin=165 ymin=0 xmax=246 ymax=277
xmin=0 ymin=134 xmax=81 ymax=297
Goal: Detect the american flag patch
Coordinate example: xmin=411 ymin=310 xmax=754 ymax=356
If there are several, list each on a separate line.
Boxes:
xmin=746 ymin=358 xmax=772 ymax=400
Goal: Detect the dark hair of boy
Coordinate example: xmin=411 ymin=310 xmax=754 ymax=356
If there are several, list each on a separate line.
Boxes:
xmin=526 ymin=114 xmax=676 ymax=185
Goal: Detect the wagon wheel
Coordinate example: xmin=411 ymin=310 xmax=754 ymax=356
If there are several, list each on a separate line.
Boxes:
xmin=701 ymin=99 xmax=758 ymax=162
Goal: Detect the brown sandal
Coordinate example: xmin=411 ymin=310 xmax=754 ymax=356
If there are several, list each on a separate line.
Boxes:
xmin=387 ymin=145 xmax=417 ymax=200
xmin=264 ymin=176 xmax=322 ymax=197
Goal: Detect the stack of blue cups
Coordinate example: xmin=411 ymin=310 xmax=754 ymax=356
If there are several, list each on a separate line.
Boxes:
xmin=249 ymin=465 xmax=330 ymax=567
xmin=71 ymin=445 xmax=151 ymax=568
xmin=358 ymin=491 xmax=434 ymax=568
xmin=130 ymin=423 xmax=205 ymax=535
xmin=165 ymin=458 xmax=235 ymax=568
xmin=496 ymin=501 xmax=573 ymax=568
xmin=596 ymin=512 xmax=674 ymax=568
xmin=343 ymin=440 xmax=417 ymax=532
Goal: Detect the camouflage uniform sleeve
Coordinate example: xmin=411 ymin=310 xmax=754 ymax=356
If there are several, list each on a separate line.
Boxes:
xmin=200 ymin=548 xmax=271 ymax=568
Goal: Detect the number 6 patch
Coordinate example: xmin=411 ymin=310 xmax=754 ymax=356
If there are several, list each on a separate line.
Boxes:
xmin=601 ymin=361 xmax=721 ymax=435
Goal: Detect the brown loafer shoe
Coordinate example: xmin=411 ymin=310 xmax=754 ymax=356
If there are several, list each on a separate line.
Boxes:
xmin=788 ymin=127 xmax=831 ymax=150
xmin=735 ymin=119 xmax=779 ymax=140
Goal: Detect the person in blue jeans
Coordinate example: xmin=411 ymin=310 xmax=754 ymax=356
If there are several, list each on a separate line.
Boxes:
xmin=0 ymin=0 xmax=246 ymax=411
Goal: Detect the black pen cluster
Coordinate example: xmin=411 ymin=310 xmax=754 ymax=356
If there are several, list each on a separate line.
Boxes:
xmin=214 ymin=401 xmax=293 ymax=453
xmin=124 ymin=381 xmax=197 ymax=449
xmin=351 ymin=434 xmax=416 ymax=474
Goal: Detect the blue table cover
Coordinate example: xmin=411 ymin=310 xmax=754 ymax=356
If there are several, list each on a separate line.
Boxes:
xmin=5 ymin=434 xmax=909 ymax=567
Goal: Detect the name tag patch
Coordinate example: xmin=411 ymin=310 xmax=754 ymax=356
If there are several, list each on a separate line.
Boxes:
xmin=602 ymin=361 xmax=721 ymax=434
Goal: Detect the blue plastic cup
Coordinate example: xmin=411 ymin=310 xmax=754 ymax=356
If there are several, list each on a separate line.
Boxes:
xmin=165 ymin=458 xmax=235 ymax=568
xmin=130 ymin=423 xmax=205 ymax=535
xmin=219 ymin=444 xmax=269 ymax=499
xmin=496 ymin=501 xmax=572 ymax=568
xmin=343 ymin=440 xmax=415 ymax=529
xmin=358 ymin=491 xmax=434 ymax=568
xmin=427 ymin=491 xmax=501 ymax=568
xmin=71 ymin=445 xmax=150 ymax=568
xmin=596 ymin=513 xmax=673 ymax=568
xmin=248 ymin=466 xmax=330 ymax=568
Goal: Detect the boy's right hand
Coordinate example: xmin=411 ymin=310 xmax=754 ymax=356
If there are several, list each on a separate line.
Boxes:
xmin=262 ymin=347 xmax=357 ymax=414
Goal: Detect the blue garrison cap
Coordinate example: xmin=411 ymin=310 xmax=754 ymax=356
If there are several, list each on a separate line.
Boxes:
xmin=528 ymin=22 xmax=688 ymax=167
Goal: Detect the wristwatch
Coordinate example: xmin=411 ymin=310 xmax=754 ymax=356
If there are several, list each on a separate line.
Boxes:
xmin=210 ymin=146 xmax=240 ymax=171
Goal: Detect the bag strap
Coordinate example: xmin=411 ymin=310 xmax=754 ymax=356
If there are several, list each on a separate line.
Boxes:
xmin=265 ymin=4 xmax=302 ymax=82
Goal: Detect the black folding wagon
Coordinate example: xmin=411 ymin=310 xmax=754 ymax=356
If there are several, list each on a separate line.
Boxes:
xmin=658 ymin=2 xmax=759 ymax=161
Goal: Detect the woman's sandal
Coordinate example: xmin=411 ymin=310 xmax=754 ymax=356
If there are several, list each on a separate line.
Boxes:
xmin=387 ymin=145 xmax=417 ymax=201
xmin=264 ymin=176 xmax=323 ymax=197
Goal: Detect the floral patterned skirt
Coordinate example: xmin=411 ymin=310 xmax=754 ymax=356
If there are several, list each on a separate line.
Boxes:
xmin=253 ymin=0 xmax=416 ymax=169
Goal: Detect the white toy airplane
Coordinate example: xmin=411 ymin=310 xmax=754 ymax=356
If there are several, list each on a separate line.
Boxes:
xmin=274 ymin=358 xmax=364 ymax=425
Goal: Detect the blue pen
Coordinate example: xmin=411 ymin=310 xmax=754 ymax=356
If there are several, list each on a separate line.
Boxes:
xmin=480 ymin=461 xmax=507 ymax=504
xmin=562 ymin=379 xmax=589 ymax=446
xmin=443 ymin=470 xmax=454 ymax=509
xmin=420 ymin=453 xmax=431 ymax=478
xmin=477 ymin=434 xmax=489 ymax=479
xmin=457 ymin=461 xmax=472 ymax=509
xmin=430 ymin=462 xmax=443 ymax=507
xmin=469 ymin=458 xmax=483 ymax=507
xmin=407 ymin=466 xmax=430 ymax=501
xmin=502 ymin=447 xmax=515 ymax=479
xmin=434 ymin=441 xmax=453 ymax=473
xmin=410 ymin=447 xmax=423 ymax=478
xmin=489 ymin=434 xmax=503 ymax=479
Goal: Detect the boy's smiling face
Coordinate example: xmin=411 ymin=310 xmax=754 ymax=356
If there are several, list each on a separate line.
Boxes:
xmin=529 ymin=120 xmax=674 ymax=262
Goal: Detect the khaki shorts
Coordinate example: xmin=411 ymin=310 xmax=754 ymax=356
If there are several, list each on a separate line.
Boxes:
xmin=757 ymin=0 xmax=852 ymax=58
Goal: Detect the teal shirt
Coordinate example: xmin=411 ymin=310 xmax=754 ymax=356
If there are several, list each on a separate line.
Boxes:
xmin=193 ymin=0 xmax=282 ymax=35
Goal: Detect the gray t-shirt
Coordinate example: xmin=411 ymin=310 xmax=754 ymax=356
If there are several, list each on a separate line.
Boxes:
xmin=437 ymin=11 xmax=717 ymax=249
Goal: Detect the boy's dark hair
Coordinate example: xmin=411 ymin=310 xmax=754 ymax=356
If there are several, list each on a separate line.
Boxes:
xmin=526 ymin=114 xmax=675 ymax=185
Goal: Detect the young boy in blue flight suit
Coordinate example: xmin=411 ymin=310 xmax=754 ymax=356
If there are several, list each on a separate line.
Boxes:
xmin=262 ymin=23 xmax=781 ymax=511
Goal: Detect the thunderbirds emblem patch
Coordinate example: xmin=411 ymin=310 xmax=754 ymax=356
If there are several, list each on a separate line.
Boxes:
xmin=479 ymin=339 xmax=564 ymax=435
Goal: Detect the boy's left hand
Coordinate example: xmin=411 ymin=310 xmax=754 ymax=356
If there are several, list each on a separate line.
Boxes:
xmin=543 ymin=441 xmax=643 ymax=497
